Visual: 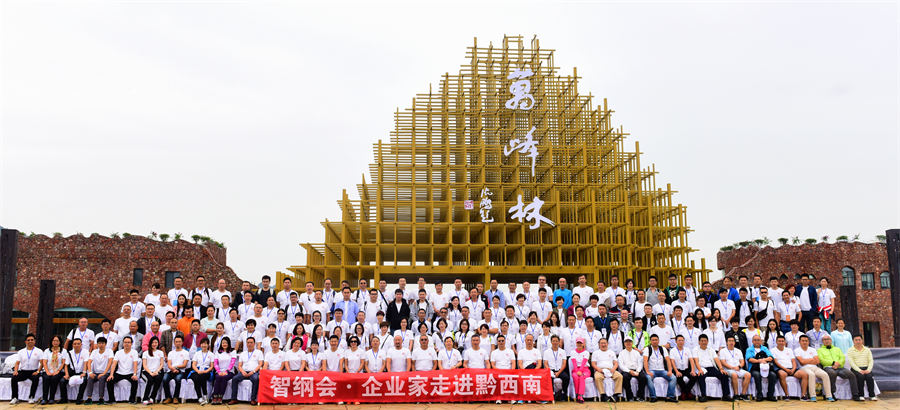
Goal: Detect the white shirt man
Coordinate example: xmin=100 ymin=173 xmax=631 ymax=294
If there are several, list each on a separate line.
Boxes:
xmin=777 ymin=298 xmax=801 ymax=324
xmin=464 ymin=343 xmax=490 ymax=369
xmin=530 ymin=296 xmax=553 ymax=324
xmin=239 ymin=348 xmax=265 ymax=373
xmin=322 ymin=343 xmax=344 ymax=373
xmin=770 ymin=343 xmax=795 ymax=371
xmin=693 ymin=342 xmax=719 ymax=370
xmin=543 ymin=342 xmax=567 ymax=372
xmin=210 ymin=281 xmax=233 ymax=310
xmin=559 ymin=324 xmax=584 ymax=356
xmin=386 ymin=342 xmax=411 ymax=372
xmin=362 ymin=292 xmax=387 ymax=326
xmin=412 ymin=342 xmax=438 ymax=371
xmin=518 ymin=343 xmax=542 ymax=369
xmin=713 ymin=298 xmax=736 ymax=323
xmin=573 ymin=282 xmax=594 ymax=308
xmin=650 ymin=319 xmax=674 ymax=348
xmin=617 ymin=341 xmax=643 ymax=375
xmin=490 ymin=342 xmax=516 ymax=370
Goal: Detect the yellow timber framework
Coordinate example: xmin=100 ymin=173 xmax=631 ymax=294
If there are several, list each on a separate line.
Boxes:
xmin=280 ymin=35 xmax=709 ymax=291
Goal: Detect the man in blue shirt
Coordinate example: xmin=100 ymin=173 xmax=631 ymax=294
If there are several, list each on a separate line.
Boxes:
xmin=553 ymin=277 xmax=573 ymax=309
xmin=332 ymin=287 xmax=360 ymax=324
xmin=484 ymin=280 xmax=507 ymax=309
xmin=745 ymin=334 xmax=778 ymax=402
xmin=722 ymin=277 xmax=740 ymax=303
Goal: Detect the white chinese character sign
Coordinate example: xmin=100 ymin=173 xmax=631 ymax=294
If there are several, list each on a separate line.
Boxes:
xmin=505 ymin=68 xmax=535 ymax=110
xmin=503 ymin=126 xmax=539 ymax=177
xmin=258 ymin=369 xmax=552 ymax=404
xmin=479 ymin=188 xmax=493 ymax=223
xmin=508 ymin=195 xmax=555 ymax=230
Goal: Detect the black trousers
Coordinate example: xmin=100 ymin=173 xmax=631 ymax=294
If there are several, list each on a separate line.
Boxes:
xmin=751 ymin=369 xmax=778 ymax=398
xmin=41 ymin=372 xmax=66 ymax=401
xmin=699 ymin=367 xmax=730 ymax=397
xmin=191 ymin=372 xmax=211 ymax=398
xmin=551 ymin=369 xmax=569 ymax=397
xmin=675 ymin=370 xmax=700 ymax=396
xmin=852 ymin=368 xmax=876 ymax=398
xmin=622 ymin=371 xmax=647 ymax=399
xmin=10 ymin=369 xmax=40 ymax=399
xmin=107 ymin=373 xmax=138 ymax=403
xmin=142 ymin=371 xmax=164 ymax=401
xmin=800 ymin=311 xmax=815 ymax=332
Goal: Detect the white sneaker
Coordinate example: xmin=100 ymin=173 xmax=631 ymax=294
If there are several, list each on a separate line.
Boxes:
xmin=9 ymin=399 xmax=18 ymax=405
xmin=871 ymin=397 xmax=878 ymax=401
xmin=142 ymin=400 xmax=150 ymax=405
xmin=496 ymin=400 xmax=502 ymax=404
xmin=199 ymin=397 xmax=207 ymax=406
xmin=28 ymin=399 xmax=35 ymax=404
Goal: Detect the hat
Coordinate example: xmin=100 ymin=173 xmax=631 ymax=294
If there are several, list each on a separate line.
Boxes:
xmin=624 ymin=337 xmax=634 ymax=343
xmin=575 ymin=337 xmax=585 ymax=344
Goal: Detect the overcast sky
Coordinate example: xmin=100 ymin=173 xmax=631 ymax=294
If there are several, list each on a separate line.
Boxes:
xmin=2 ymin=1 xmax=897 ymax=284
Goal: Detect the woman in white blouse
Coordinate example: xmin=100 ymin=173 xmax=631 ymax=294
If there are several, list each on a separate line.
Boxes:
xmin=454 ymin=319 xmax=474 ymax=352
xmin=140 ymin=337 xmax=165 ymax=405
xmin=433 ymin=319 xmax=451 ymax=352
xmin=40 ymin=335 xmax=67 ymax=405
xmin=283 ymin=338 xmax=307 ymax=371
xmin=306 ymin=339 xmax=324 ymax=371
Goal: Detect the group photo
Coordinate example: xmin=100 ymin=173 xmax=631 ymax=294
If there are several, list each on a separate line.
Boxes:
xmin=1 ymin=1 xmax=897 ymax=409
xmin=4 ymin=273 xmax=885 ymax=405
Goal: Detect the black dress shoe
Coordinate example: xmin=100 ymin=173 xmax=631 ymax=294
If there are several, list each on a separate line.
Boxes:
xmin=649 ymin=398 xmax=658 ymax=403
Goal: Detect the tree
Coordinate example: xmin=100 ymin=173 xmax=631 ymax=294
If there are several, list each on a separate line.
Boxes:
xmin=777 ymin=237 xmax=789 ymax=246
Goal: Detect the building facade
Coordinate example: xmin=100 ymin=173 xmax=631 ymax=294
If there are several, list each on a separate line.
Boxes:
xmin=717 ymin=241 xmax=892 ymax=347
xmin=10 ymin=234 xmax=244 ymax=349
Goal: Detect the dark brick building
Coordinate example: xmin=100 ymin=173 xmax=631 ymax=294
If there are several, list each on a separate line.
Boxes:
xmin=716 ymin=241 xmax=893 ymax=347
xmin=11 ymin=234 xmax=245 ymax=347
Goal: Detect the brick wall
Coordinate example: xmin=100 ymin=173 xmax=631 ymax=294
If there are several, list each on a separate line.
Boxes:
xmin=716 ymin=242 xmax=893 ymax=347
xmin=13 ymin=234 xmax=246 ymax=332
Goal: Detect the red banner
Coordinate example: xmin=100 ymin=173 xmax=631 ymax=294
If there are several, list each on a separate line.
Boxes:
xmin=258 ymin=368 xmax=554 ymax=404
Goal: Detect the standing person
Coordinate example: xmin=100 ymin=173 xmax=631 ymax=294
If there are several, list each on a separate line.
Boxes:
xmin=552 ymin=277 xmax=572 ymax=309
xmin=484 ymin=279 xmax=507 ymax=309
xmin=190 ymin=338 xmax=214 ymax=405
xmin=141 ymin=319 xmax=163 ymax=353
xmin=663 ymin=274 xmax=685 ymax=304
xmin=386 ymin=335 xmax=412 ymax=372
xmin=365 ymin=336 xmax=386 ymax=373
xmin=805 ymin=317 xmax=827 ymax=350
xmin=794 ymin=334 xmax=833 ymax=402
xmin=816 ymin=278 xmax=836 ymax=332
xmin=591 ymin=338 xmax=622 ymax=402
xmin=144 ymin=283 xmax=163 ymax=307
xmin=39 ymin=335 xmax=67 ymax=405
xmin=573 ymin=275 xmax=593 ymax=307
xmin=795 ymin=275 xmax=818 ymax=332
xmin=160 ymin=316 xmax=184 ymax=355
xmin=682 ymin=275 xmax=698 ymax=310
xmin=231 ymin=281 xmax=255 ymax=310
xmin=543 ymin=335 xmax=569 ymax=401
xmin=333 ymin=287 xmax=360 ymax=325
xmin=745 ymin=335 xmax=778 ymax=402
xmin=386 ymin=289 xmax=411 ymax=332
xmin=211 ymin=337 xmax=236 ymax=405
xmin=162 ymin=335 xmax=190 ymax=404
xmin=645 ymin=276 xmax=660 ymax=306
xmin=755 ymin=287 xmax=776 ymax=331
xmin=412 ymin=334 xmax=438 ymax=370
xmin=65 ymin=317 xmax=95 ymax=351
xmin=817 ymin=334 xmax=860 ymax=401
xmin=96 ymin=319 xmax=119 ymax=352
xmin=714 ymin=289 xmax=736 ymax=324
xmin=830 ymin=318 xmax=853 ymax=352
xmin=60 ymin=338 xmax=89 ymax=404
xmin=192 ymin=275 xmax=212 ymax=307
xmin=321 ymin=336 xmax=344 ymax=373
xmin=124 ymin=289 xmax=146 ymax=319
xmin=106 ymin=336 xmax=140 ymax=404
xmin=489 ymin=335 xmax=516 ymax=404
xmin=210 ymin=279 xmax=233 ymax=310
xmin=531 ymin=288 xmax=552 ymax=324
xmin=275 ymin=278 xmax=295 ymax=310
xmin=669 ymin=335 xmax=700 ymax=402
xmin=140 ymin=337 xmax=165 ymax=405
xmin=463 ymin=334 xmax=490 ymax=369
xmin=569 ymin=338 xmax=591 ymax=404
xmin=228 ymin=337 xmax=263 ymax=405
xmin=694 ymin=334 xmax=731 ymax=402
xmin=168 ymin=276 xmax=190 ymax=308
xmin=342 ymin=336 xmax=366 ymax=373
xmin=847 ymin=334 xmax=878 ymax=401
xmin=777 ymin=290 xmax=800 ymax=334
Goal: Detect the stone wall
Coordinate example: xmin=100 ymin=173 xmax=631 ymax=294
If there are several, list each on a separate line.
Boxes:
xmin=716 ymin=242 xmax=893 ymax=347
xmin=13 ymin=234 xmax=245 ymax=332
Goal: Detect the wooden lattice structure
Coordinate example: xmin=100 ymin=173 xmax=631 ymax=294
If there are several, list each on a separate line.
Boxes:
xmin=282 ymin=35 xmax=709 ymax=289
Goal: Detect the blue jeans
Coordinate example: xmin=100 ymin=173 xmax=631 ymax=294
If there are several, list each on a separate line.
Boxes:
xmin=162 ymin=371 xmax=187 ymax=399
xmin=644 ymin=370 xmax=676 ymax=399
xmin=230 ymin=372 xmax=259 ymax=402
xmin=819 ymin=313 xmax=832 ymax=332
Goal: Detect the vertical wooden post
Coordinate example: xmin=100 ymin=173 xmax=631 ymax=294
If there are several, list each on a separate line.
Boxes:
xmin=36 ymin=279 xmax=56 ymax=349
xmin=885 ymin=229 xmax=900 ymax=347
xmin=0 ymin=229 xmax=19 ymax=351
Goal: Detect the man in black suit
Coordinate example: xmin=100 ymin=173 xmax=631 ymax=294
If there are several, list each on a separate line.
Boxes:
xmin=386 ymin=289 xmax=410 ymax=332
xmin=231 ymin=281 xmax=256 ymax=310
xmin=794 ymin=275 xmax=818 ymax=332
xmin=137 ymin=304 xmax=162 ymax=335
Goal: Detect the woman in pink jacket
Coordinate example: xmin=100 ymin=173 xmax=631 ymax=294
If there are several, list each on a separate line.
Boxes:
xmin=211 ymin=337 xmax=236 ymax=405
xmin=570 ymin=337 xmax=591 ymax=403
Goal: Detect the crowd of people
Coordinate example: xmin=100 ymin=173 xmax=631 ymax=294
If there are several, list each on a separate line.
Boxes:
xmin=7 ymin=272 xmax=881 ymax=405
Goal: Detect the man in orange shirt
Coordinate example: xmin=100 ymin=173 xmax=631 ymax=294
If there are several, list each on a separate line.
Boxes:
xmin=177 ymin=307 xmax=195 ymax=335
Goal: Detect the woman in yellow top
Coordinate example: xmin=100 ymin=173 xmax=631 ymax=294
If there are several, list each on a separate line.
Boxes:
xmin=847 ymin=334 xmax=878 ymax=401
